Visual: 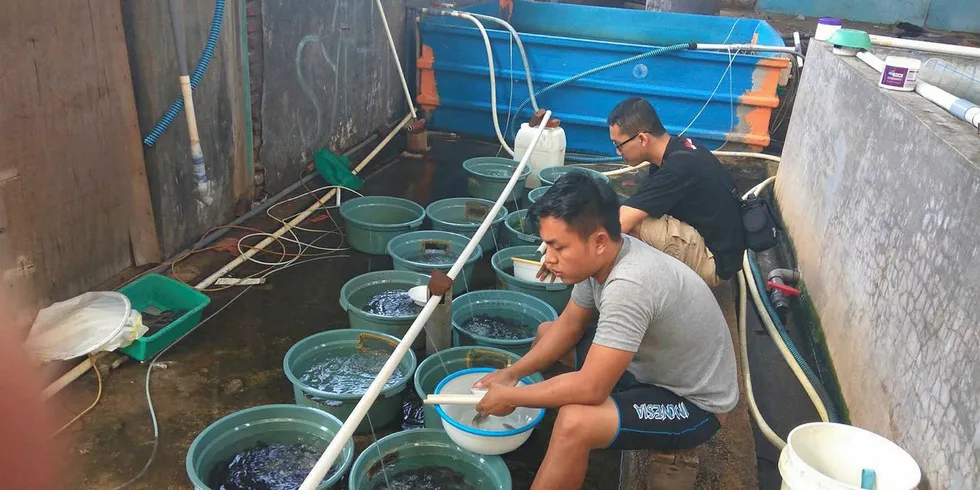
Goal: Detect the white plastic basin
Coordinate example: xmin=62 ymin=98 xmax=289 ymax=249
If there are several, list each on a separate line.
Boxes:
xmin=433 ymin=368 xmax=545 ymax=455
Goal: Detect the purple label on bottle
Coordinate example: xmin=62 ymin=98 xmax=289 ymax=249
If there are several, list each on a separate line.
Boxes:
xmin=881 ymin=66 xmax=909 ymax=88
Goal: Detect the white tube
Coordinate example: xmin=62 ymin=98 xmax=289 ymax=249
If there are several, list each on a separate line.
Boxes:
xmin=869 ymin=34 xmax=980 ymax=59
xmin=375 ymin=0 xmax=417 ymax=119
xmin=713 ymin=150 xmax=783 ymax=163
xmin=468 ymin=12 xmax=539 ymax=113
xmin=195 ymin=114 xmax=413 ymax=290
xmin=297 ymin=111 xmax=553 ymax=490
xmin=737 ymin=271 xmax=787 ymax=449
xmin=450 ymin=12 xmax=515 ymax=156
xmin=857 ymin=51 xmax=980 ymax=130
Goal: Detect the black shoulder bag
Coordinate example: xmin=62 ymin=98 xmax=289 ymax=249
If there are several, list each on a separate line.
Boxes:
xmin=732 ymin=187 xmax=780 ymax=252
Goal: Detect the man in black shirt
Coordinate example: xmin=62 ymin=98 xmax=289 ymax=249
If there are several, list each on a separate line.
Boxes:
xmin=610 ymin=97 xmax=744 ymax=287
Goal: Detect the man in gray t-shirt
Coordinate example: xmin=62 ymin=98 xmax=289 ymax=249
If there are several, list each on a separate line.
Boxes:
xmin=473 ymin=172 xmax=738 ymax=490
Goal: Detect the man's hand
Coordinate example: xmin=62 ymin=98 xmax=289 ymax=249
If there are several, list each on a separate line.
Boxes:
xmin=476 ymin=384 xmax=517 ymax=418
xmin=428 ymin=269 xmax=454 ymax=297
xmin=535 ymin=261 xmax=559 ymax=283
xmin=473 ymin=367 xmax=520 ymax=390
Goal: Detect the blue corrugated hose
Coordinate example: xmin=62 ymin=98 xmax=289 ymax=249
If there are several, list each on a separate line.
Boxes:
xmin=509 ymin=43 xmax=692 ymax=163
xmin=747 ymin=249 xmax=841 ymax=423
xmin=143 ymin=0 xmax=226 ymax=147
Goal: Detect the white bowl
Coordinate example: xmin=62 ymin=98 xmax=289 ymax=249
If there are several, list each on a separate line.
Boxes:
xmin=434 ymin=368 xmax=545 ymax=455
xmin=512 ymin=257 xmax=563 ymax=284
xmin=408 ymin=285 xmax=429 ymax=306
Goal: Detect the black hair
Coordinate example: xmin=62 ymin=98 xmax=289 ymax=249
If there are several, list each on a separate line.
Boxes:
xmin=527 ymin=171 xmax=622 ymax=242
xmin=607 ymin=97 xmax=666 ymax=137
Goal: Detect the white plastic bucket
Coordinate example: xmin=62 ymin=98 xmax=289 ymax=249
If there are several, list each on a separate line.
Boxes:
xmin=779 ymin=423 xmax=921 ymax=490
xmin=514 ymin=122 xmax=566 ymax=188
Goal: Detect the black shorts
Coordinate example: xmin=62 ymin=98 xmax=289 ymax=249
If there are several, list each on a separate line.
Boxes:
xmin=574 ymin=326 xmax=722 ymax=451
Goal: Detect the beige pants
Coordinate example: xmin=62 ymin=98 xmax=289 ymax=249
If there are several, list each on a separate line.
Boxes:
xmin=631 ymin=215 xmax=722 ymax=288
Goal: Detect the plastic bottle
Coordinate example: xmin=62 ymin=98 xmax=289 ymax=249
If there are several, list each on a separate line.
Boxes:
xmin=513 ymin=119 xmax=566 ymax=189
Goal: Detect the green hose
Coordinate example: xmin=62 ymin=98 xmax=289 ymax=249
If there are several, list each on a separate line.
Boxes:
xmin=746 ymin=249 xmax=841 ymax=423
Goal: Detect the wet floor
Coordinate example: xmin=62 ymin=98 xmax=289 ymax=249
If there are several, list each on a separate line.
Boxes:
xmin=59 ymin=136 xmax=785 ymax=489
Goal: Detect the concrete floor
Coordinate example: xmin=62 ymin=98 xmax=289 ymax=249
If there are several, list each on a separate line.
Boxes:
xmin=56 ymin=137 xmax=819 ymax=489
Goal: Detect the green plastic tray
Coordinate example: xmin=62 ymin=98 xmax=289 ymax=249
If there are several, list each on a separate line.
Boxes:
xmin=118 ymin=274 xmax=211 ymax=361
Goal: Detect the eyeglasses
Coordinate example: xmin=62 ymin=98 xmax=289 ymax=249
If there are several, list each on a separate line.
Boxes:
xmin=613 ymin=133 xmax=642 ymax=150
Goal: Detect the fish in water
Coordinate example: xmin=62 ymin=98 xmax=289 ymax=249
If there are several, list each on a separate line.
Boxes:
xmin=460 ymin=314 xmax=534 ymax=341
xmin=363 ymin=290 xmax=422 ymax=316
xmin=301 ymin=350 xmax=408 ymax=394
xmin=370 ymin=466 xmax=476 ymax=490
xmin=405 ymin=248 xmax=460 ymax=265
xmin=207 ymin=441 xmax=335 ymax=490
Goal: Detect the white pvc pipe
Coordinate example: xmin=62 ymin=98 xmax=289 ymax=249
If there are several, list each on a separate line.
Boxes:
xmin=449 ymin=12 xmax=515 ymax=156
xmin=857 ymin=51 xmax=980 ymax=130
xmin=869 ymin=34 xmax=980 ymax=59
xmin=375 ymin=0 xmax=417 ymax=120
xmin=297 ymin=111 xmax=553 ymax=490
xmin=468 ymin=12 xmax=540 ymax=113
xmin=195 ymin=114 xmax=413 ymax=290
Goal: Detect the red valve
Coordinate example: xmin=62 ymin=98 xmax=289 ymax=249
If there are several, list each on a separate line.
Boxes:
xmin=767 ymin=281 xmax=801 ymax=297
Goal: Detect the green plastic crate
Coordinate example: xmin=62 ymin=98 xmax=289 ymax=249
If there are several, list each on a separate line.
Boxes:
xmin=118 ymin=274 xmax=211 ymax=361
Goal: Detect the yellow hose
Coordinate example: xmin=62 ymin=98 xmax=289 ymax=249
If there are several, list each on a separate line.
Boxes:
xmin=738 ymin=173 xmax=833 ymax=449
xmin=738 ymin=272 xmax=787 ymax=449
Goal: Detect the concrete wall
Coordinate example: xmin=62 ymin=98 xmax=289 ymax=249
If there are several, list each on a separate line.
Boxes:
xmin=256 ymin=0 xmax=406 ymax=192
xmin=124 ymin=0 xmax=406 ymax=257
xmin=776 ymin=42 xmax=980 ymax=489
xmin=758 ymin=0 xmax=980 ymax=33
xmin=123 ymin=0 xmax=250 ymax=258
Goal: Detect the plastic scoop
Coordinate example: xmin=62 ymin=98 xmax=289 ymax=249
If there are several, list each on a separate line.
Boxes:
xmin=408 ymin=285 xmax=429 ymax=306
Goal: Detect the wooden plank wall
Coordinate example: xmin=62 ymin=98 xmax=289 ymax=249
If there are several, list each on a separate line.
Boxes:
xmin=0 ymin=0 xmax=160 ymax=304
xmin=258 ymin=0 xmax=407 ymax=191
xmin=122 ymin=0 xmax=249 ymax=258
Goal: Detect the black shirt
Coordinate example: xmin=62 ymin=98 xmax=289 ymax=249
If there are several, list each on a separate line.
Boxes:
xmin=622 ymin=136 xmax=744 ymax=279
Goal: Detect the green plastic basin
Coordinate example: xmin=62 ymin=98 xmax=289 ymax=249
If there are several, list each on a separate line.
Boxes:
xmin=348 ymin=429 xmax=512 ymax=490
xmin=526 ymin=185 xmax=551 ymax=205
xmin=463 ymin=157 xmax=530 ymax=203
xmin=425 ymin=197 xmax=509 ymax=252
xmin=413 ymin=346 xmax=544 ymax=429
xmin=339 ymin=270 xmax=430 ymax=349
xmin=339 ymin=196 xmax=425 ymax=255
xmin=283 ymin=329 xmax=416 ymax=434
xmin=537 ymin=165 xmax=610 ymax=186
xmin=186 ymin=404 xmax=354 ymax=489
xmin=451 ymin=290 xmax=557 ymax=356
xmin=491 ymin=246 xmax=572 ymax=313
xmin=386 ymin=230 xmax=481 ymax=296
xmin=504 ymin=209 xmax=541 ymax=247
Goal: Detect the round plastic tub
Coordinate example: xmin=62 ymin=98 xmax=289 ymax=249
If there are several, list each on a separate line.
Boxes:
xmin=526 ymin=185 xmax=551 ymax=206
xmin=537 ymin=165 xmax=610 ymax=187
xmin=386 ymin=230 xmax=482 ymax=296
xmin=339 ymin=196 xmax=425 ymax=255
xmin=426 ymin=197 xmax=509 ymax=252
xmin=504 ymin=209 xmax=541 ymax=247
xmin=451 ymin=290 xmax=557 ymax=356
xmin=348 ymin=428 xmax=512 ymax=490
xmin=463 ymin=157 xmax=531 ymax=203
xmin=491 ymin=246 xmax=572 ymax=313
xmin=434 ymin=368 xmax=545 ymax=455
xmin=186 ymin=404 xmax=354 ymax=489
xmin=339 ymin=270 xmax=430 ymax=349
xmin=779 ymin=422 xmax=921 ymax=490
xmin=414 ymin=346 xmax=544 ymax=429
xmin=283 ymin=329 xmax=416 ymax=434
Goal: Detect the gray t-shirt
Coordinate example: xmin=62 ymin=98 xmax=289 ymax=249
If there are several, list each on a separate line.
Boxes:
xmin=571 ymin=235 xmax=738 ymax=413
